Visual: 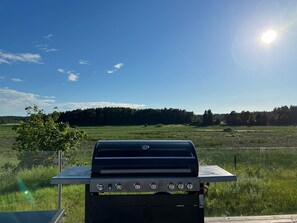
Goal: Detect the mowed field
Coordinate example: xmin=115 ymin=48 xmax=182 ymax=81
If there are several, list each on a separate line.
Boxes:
xmin=1 ymin=124 xmax=297 ymax=223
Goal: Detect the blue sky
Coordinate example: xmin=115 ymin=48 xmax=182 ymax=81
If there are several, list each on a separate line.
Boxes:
xmin=1 ymin=0 xmax=297 ymax=116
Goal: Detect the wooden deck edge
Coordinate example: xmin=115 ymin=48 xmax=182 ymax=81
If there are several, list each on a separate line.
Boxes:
xmin=205 ymin=214 xmax=297 ymax=222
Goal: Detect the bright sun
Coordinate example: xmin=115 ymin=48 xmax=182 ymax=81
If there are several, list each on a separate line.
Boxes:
xmin=261 ymin=30 xmax=278 ymax=44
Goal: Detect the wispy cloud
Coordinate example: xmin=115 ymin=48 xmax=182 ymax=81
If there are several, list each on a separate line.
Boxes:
xmin=43 ymin=34 xmax=53 ymax=40
xmin=114 ymin=63 xmax=124 ymax=69
xmin=45 ymin=48 xmax=59 ymax=52
xmin=0 ymin=76 xmax=5 ymax=80
xmin=57 ymin=68 xmax=79 ymax=81
xmin=79 ymin=60 xmax=90 ymax=65
xmin=57 ymin=68 xmax=65 ymax=73
xmin=67 ymin=72 xmax=79 ymax=81
xmin=0 ymin=88 xmax=49 ymax=116
xmin=41 ymin=96 xmax=56 ymax=103
xmin=11 ymin=78 xmax=22 ymax=82
xmin=107 ymin=63 xmax=124 ymax=74
xmin=44 ymin=96 xmax=55 ymax=99
xmin=0 ymin=50 xmax=43 ymax=64
xmin=36 ymin=44 xmax=59 ymax=53
xmin=0 ymin=88 xmax=146 ymax=116
xmin=0 ymin=58 xmax=9 ymax=64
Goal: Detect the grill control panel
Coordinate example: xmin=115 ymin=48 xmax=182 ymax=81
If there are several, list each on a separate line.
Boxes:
xmin=90 ymin=177 xmax=200 ymax=193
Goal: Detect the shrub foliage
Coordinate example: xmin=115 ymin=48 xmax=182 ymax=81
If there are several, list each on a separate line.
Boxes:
xmin=12 ymin=106 xmax=86 ymax=168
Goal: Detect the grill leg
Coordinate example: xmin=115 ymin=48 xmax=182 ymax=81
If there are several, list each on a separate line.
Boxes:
xmin=198 ymin=183 xmax=205 ymax=223
xmin=85 ymin=184 xmax=90 ymax=223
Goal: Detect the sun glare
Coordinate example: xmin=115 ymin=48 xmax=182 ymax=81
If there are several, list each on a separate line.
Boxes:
xmin=261 ymin=30 xmax=278 ymax=44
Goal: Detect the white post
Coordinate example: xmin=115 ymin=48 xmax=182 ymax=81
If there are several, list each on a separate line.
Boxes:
xmin=58 ymin=150 xmax=62 ymax=209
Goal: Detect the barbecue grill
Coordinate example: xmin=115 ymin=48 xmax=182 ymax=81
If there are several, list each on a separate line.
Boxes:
xmin=51 ymin=140 xmax=236 ymax=223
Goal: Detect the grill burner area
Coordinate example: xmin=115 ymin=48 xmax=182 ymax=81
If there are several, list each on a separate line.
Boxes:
xmin=51 ymin=140 xmax=236 ymax=223
xmin=90 ymin=140 xmax=199 ymax=194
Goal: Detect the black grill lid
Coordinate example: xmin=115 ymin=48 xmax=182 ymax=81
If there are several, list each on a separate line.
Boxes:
xmin=91 ymin=140 xmax=198 ymax=177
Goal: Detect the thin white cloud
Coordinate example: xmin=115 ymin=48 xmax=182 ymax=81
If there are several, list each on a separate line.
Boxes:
xmin=11 ymin=78 xmax=22 ymax=82
xmin=0 ymin=88 xmax=50 ymax=116
xmin=67 ymin=72 xmax=79 ymax=81
xmin=79 ymin=60 xmax=90 ymax=65
xmin=43 ymin=34 xmax=53 ymax=40
xmin=106 ymin=62 xmax=124 ymax=74
xmin=0 ymin=58 xmax=9 ymax=64
xmin=114 ymin=63 xmax=124 ymax=69
xmin=41 ymin=47 xmax=59 ymax=53
xmin=36 ymin=44 xmax=59 ymax=53
xmin=57 ymin=68 xmax=65 ymax=73
xmin=44 ymin=96 xmax=56 ymax=99
xmin=43 ymin=99 xmax=56 ymax=103
xmin=0 ymin=50 xmax=42 ymax=64
xmin=0 ymin=76 xmax=5 ymax=80
xmin=43 ymin=96 xmax=56 ymax=103
xmin=0 ymin=88 xmax=146 ymax=116
xmin=45 ymin=48 xmax=59 ymax=52
xmin=57 ymin=68 xmax=79 ymax=81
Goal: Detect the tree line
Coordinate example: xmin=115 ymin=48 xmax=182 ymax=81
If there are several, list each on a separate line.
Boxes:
xmin=57 ymin=105 xmax=297 ymax=126
xmin=1 ymin=105 xmax=297 ymax=126
xmin=224 ymin=106 xmax=297 ymax=126
xmin=0 ymin=116 xmax=27 ymax=124
xmin=58 ymin=108 xmax=195 ymax=126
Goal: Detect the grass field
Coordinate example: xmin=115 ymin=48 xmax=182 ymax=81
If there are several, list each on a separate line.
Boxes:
xmin=1 ymin=124 xmax=297 ymax=222
xmin=2 ymin=124 xmax=297 ymax=151
xmin=81 ymin=125 xmax=297 ymax=149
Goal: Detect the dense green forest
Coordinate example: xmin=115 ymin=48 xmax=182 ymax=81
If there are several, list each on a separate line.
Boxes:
xmin=58 ymin=105 xmax=297 ymax=126
xmin=58 ymin=108 xmax=195 ymax=126
xmin=1 ymin=105 xmax=297 ymax=126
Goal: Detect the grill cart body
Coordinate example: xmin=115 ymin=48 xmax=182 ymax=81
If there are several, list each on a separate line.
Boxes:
xmin=51 ymin=140 xmax=236 ymax=223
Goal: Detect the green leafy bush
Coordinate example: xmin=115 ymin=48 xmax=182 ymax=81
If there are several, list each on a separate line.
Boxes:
xmin=12 ymin=106 xmax=86 ymax=168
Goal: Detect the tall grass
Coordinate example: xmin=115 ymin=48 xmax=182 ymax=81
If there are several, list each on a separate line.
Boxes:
xmin=1 ymin=148 xmax=297 ymax=220
xmin=0 ymin=166 xmax=57 ymax=194
xmin=0 ymin=185 xmax=85 ymax=223
xmin=2 ymin=124 xmax=297 ymax=150
xmin=205 ymin=166 xmax=297 ymax=216
xmin=1 ymin=125 xmax=297 ymax=221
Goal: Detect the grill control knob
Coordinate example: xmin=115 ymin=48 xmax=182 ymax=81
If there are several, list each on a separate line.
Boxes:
xmin=168 ymin=183 xmax=175 ymax=190
xmin=115 ymin=183 xmax=122 ymax=191
xmin=134 ymin=183 xmax=141 ymax=190
xmin=96 ymin=184 xmax=104 ymax=192
xmin=186 ymin=183 xmax=194 ymax=190
xmin=177 ymin=183 xmax=184 ymax=190
xmin=150 ymin=183 xmax=157 ymax=190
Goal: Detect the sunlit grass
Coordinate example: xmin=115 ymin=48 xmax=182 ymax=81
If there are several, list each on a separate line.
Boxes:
xmin=1 ymin=125 xmax=297 ymax=220
xmin=1 ymin=166 xmax=297 ymax=222
xmin=0 ymin=185 xmax=85 ymax=223
xmin=0 ymin=166 xmax=57 ymax=194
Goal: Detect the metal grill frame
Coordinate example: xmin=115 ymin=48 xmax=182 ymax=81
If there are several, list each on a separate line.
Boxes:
xmin=85 ymin=184 xmax=205 ymax=223
xmin=51 ymin=140 xmax=237 ymax=223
